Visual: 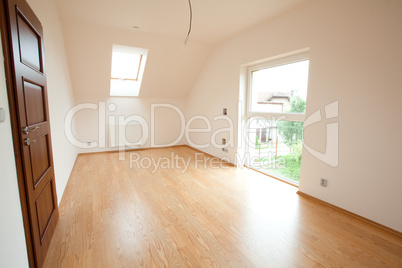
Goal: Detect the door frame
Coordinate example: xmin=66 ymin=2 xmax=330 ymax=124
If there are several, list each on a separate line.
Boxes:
xmin=0 ymin=0 xmax=36 ymax=266
xmin=244 ymin=49 xmax=310 ymax=186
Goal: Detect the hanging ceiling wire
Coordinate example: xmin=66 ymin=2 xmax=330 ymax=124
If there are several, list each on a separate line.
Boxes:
xmin=184 ymin=0 xmax=192 ymax=47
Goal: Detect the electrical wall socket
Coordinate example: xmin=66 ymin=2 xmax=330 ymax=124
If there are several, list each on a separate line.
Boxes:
xmin=320 ymin=178 xmax=328 ymax=187
xmin=222 ymin=138 xmax=227 ymax=152
xmin=223 ymin=108 xmax=227 ymax=115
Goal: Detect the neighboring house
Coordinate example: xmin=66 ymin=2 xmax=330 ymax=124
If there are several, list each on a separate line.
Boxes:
xmin=250 ymin=119 xmax=277 ymax=145
xmin=253 ymin=92 xmax=291 ymax=144
xmin=257 ymin=92 xmax=291 ymax=113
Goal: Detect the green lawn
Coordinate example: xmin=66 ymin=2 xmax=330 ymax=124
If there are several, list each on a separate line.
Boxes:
xmin=253 ymin=143 xmax=302 ymax=183
xmin=266 ymin=155 xmax=301 ymax=182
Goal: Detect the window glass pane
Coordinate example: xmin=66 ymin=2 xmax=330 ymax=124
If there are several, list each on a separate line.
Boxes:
xmin=250 ymin=60 xmax=309 ymax=113
xmin=111 ymin=52 xmax=141 ymax=79
xmin=247 ymin=118 xmax=304 ymax=184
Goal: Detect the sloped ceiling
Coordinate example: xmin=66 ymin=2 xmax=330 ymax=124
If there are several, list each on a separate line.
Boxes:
xmin=55 ymin=0 xmax=309 ymax=98
xmin=55 ymin=0 xmax=308 ymax=45
xmin=60 ymin=19 xmax=211 ymax=98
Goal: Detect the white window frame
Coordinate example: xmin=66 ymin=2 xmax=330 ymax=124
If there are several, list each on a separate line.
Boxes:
xmin=110 ymin=44 xmax=148 ymax=97
xmin=247 ymin=49 xmax=309 ymax=122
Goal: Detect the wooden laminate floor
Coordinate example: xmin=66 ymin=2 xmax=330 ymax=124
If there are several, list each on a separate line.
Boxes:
xmin=43 ymin=146 xmax=402 ymax=267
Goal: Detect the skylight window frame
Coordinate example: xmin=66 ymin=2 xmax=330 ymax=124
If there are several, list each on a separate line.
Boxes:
xmin=111 ymin=54 xmax=143 ymax=82
xmin=110 ymin=44 xmax=148 ymax=97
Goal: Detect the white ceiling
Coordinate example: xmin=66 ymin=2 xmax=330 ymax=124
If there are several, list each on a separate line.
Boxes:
xmin=55 ymin=0 xmax=308 ymax=45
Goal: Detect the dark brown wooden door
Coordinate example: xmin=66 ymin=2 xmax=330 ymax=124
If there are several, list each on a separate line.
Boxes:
xmin=4 ymin=0 xmax=59 ymax=266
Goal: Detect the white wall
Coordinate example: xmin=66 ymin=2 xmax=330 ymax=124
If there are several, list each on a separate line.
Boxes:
xmin=59 ymin=18 xmax=211 ymax=153
xmin=71 ymin=96 xmax=187 ymax=153
xmin=27 ymin=0 xmax=78 ymax=203
xmin=0 ymin=32 xmax=29 ymax=268
xmin=186 ymin=0 xmax=402 ymax=232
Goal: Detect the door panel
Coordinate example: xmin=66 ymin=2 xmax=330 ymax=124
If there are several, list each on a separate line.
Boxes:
xmin=30 ymin=135 xmax=51 ymax=186
xmin=35 ymin=180 xmax=56 ymax=242
xmin=4 ymin=0 xmax=59 ymax=266
xmin=23 ymin=80 xmax=46 ymax=125
xmin=17 ymin=8 xmax=42 ymax=72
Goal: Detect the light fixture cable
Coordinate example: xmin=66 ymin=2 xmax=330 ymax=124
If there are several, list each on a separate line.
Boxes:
xmin=184 ymin=0 xmax=192 ymax=47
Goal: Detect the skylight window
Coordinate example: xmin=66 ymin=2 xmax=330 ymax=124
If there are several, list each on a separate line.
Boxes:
xmin=110 ymin=45 xmax=148 ymax=97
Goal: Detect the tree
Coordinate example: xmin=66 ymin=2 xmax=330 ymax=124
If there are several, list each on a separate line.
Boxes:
xmin=277 ymin=97 xmax=306 ymax=146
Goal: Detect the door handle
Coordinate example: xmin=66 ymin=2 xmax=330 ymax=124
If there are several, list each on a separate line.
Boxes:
xmin=23 ymin=138 xmax=36 ymax=146
xmin=22 ymin=126 xmax=39 ymax=134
